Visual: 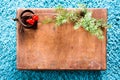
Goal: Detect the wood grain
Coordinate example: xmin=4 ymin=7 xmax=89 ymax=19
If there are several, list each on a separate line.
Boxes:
xmin=17 ymin=8 xmax=107 ymax=70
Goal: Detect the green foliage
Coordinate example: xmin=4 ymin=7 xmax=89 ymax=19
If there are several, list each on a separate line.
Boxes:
xmin=43 ymin=4 xmax=110 ymax=39
xmin=74 ymin=11 xmax=106 ymax=39
xmin=55 ymin=6 xmax=79 ymax=27
xmin=55 ymin=8 xmax=69 ymax=26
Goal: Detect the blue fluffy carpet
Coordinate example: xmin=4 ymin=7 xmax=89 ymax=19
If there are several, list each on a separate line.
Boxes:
xmin=0 ymin=0 xmax=120 ymax=80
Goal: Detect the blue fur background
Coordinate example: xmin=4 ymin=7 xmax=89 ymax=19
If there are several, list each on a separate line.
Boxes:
xmin=0 ymin=0 xmax=120 ymax=80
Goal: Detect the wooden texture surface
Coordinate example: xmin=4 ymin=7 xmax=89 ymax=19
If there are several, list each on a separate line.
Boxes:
xmin=17 ymin=8 xmax=107 ymax=70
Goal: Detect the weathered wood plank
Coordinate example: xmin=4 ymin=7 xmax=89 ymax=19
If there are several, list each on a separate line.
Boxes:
xmin=17 ymin=8 xmax=107 ymax=70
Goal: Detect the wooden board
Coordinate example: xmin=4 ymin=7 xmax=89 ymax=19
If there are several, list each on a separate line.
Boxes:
xmin=17 ymin=8 xmax=107 ymax=70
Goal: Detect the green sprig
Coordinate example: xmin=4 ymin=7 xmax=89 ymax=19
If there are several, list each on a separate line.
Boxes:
xmin=43 ymin=4 xmax=110 ymax=39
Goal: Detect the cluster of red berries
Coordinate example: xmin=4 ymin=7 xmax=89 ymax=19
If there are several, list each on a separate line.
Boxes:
xmin=26 ymin=15 xmax=39 ymax=25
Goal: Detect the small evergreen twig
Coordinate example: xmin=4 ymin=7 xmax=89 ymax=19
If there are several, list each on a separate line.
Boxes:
xmin=42 ymin=4 xmax=110 ymax=39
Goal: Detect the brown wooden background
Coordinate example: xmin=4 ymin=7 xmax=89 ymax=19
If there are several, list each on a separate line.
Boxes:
xmin=17 ymin=8 xmax=107 ymax=70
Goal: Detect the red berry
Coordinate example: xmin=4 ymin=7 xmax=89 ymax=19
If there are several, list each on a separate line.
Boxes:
xmin=32 ymin=15 xmax=39 ymax=21
xmin=26 ymin=19 xmax=35 ymax=25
